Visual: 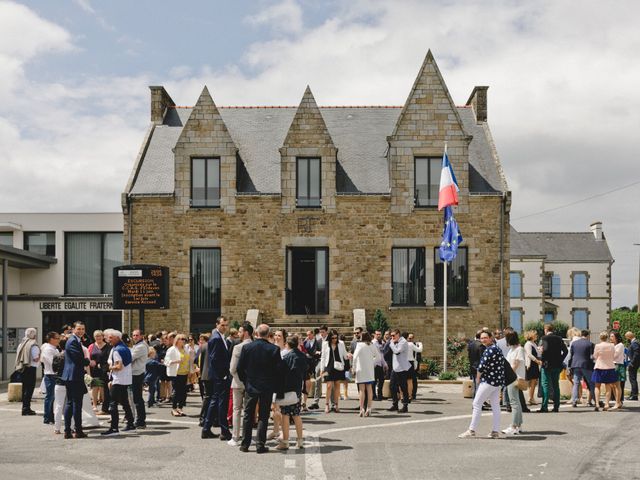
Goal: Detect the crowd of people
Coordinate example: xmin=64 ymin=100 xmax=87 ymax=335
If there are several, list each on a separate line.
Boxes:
xmin=13 ymin=319 xmax=638 ymax=446
xmin=12 ymin=319 xmax=425 ymax=452
xmin=461 ymin=324 xmax=639 ymax=438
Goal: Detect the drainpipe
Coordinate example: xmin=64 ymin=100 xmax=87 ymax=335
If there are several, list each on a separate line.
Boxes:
xmin=499 ymin=193 xmax=505 ymax=330
xmin=127 ymin=195 xmax=133 ymax=333
xmin=2 ymin=259 xmax=7 ymax=381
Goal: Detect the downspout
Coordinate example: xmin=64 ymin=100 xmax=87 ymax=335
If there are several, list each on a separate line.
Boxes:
xmin=127 ymin=195 xmax=133 ymax=334
xmin=499 ymin=192 xmax=505 ymax=330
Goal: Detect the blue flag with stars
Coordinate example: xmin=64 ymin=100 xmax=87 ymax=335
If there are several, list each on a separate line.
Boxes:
xmin=439 ymin=206 xmax=463 ymax=262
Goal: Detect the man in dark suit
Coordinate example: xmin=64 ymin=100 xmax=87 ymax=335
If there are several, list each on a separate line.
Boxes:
xmin=569 ymin=329 xmax=596 ymax=407
xmin=202 ymin=316 xmax=232 ymax=440
xmin=538 ymin=324 xmax=568 ymax=413
xmin=467 ymin=330 xmax=485 ymax=397
xmin=61 ymin=321 xmax=90 ymax=439
xmin=237 ymin=324 xmax=283 ymax=453
xmin=625 ymin=331 xmax=640 ymax=400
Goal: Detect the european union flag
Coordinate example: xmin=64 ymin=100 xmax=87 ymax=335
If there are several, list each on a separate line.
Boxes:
xmin=439 ymin=206 xmax=463 ymax=262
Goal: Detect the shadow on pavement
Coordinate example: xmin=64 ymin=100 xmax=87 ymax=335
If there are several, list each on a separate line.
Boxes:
xmin=411 ymin=410 xmax=444 ymax=415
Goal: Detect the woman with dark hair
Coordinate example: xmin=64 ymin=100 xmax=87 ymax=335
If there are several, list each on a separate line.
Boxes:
xmin=276 ymin=335 xmax=307 ymax=450
xmin=352 ymin=332 xmax=377 ymax=417
xmin=592 ymin=331 xmax=617 ymax=411
xmin=459 ymin=330 xmax=505 ymax=439
xmin=320 ymin=330 xmax=348 ymax=413
xmin=503 ymin=331 xmax=525 ymax=435
xmin=610 ymin=331 xmax=625 ymax=409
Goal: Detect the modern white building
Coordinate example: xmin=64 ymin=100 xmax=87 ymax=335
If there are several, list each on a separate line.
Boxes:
xmin=509 ymin=222 xmax=613 ymax=336
xmin=0 ymin=213 xmax=124 ymax=379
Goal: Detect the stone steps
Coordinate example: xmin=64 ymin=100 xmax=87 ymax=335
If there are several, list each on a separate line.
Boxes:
xmin=269 ymin=320 xmax=354 ymax=336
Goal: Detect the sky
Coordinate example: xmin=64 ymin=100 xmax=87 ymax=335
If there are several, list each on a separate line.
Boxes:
xmin=0 ymin=0 xmax=638 ymax=308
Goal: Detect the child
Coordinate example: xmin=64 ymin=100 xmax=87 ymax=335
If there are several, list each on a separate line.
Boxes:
xmin=145 ymin=347 xmax=162 ymax=408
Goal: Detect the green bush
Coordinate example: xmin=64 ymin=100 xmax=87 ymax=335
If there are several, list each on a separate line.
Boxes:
xmin=450 ymin=353 xmax=470 ymax=377
xmin=419 ymin=358 xmax=441 ymax=378
xmin=367 ymin=309 xmax=390 ymax=334
xmin=231 ymin=320 xmax=241 ymax=330
xmin=438 ymin=371 xmax=458 ymax=381
xmin=612 ymin=310 xmax=640 ymax=342
xmin=551 ymin=321 xmax=569 ymax=338
xmin=524 ymin=321 xmax=544 ymax=339
xmin=523 ymin=320 xmax=569 ymax=338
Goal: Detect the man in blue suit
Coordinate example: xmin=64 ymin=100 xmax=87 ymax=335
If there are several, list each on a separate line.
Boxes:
xmin=569 ymin=329 xmax=596 ymax=407
xmin=61 ymin=322 xmax=90 ymax=439
xmin=202 ymin=316 xmax=232 ymax=441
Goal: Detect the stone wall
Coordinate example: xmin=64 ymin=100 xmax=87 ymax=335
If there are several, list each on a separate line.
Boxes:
xmin=125 ymin=192 xmax=509 ymax=359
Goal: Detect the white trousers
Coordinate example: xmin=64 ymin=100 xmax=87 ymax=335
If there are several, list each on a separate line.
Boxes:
xmin=232 ymin=387 xmax=245 ymax=441
xmin=469 ymin=382 xmax=501 ymax=433
xmin=53 ymin=385 xmax=100 ymax=431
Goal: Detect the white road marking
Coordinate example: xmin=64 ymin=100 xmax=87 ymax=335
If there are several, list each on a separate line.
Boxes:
xmin=284 ymin=458 xmax=296 ymax=468
xmin=284 ymin=476 xmax=296 ymax=480
xmin=55 ymin=466 xmax=106 ymax=480
xmin=304 ymin=434 xmax=327 ymax=480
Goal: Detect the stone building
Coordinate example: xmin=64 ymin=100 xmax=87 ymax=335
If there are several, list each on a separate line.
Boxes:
xmin=122 ymin=50 xmax=511 ymax=357
xmin=509 ymin=222 xmax=614 ymax=337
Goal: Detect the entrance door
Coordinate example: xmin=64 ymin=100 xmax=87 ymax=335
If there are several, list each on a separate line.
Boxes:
xmin=42 ymin=311 xmax=123 ymax=340
xmin=286 ymin=247 xmax=328 ymax=315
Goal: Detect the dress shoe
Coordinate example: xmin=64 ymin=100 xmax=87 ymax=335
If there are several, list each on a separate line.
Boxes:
xmin=201 ymin=430 xmax=219 ymax=439
xmin=219 ymin=434 xmax=232 ymax=441
xmin=64 ymin=432 xmax=73 ymax=439
xmin=256 ymin=446 xmax=269 ymax=454
xmin=239 ymin=445 xmax=250 ymax=453
xmin=74 ymin=431 xmax=88 ymax=439
xmin=22 ymin=410 xmax=37 ymax=416
xmin=101 ymin=429 xmax=119 ymax=436
xmin=123 ymin=424 xmax=137 ymax=432
xmin=398 ymin=405 xmax=408 ymax=413
xmin=387 ymin=405 xmax=398 ymax=412
xmin=628 ymin=396 xmax=638 ymax=401
xmin=535 ymin=409 xmax=549 ymax=413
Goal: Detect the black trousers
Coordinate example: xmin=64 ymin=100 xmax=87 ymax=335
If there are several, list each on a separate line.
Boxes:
xmin=204 ymin=378 xmax=230 ymax=436
xmin=629 ymin=364 xmax=639 ymax=397
xmin=131 ymin=373 xmax=146 ymax=425
xmin=21 ymin=366 xmax=36 ymax=413
xmin=409 ymin=365 xmax=418 ymax=398
xmin=390 ymin=370 xmax=409 ymax=406
xmin=109 ymin=384 xmax=134 ymax=430
xmin=374 ymin=365 xmax=385 ymax=399
xmin=64 ymin=380 xmax=85 ymax=434
xmin=242 ymin=391 xmax=272 ymax=449
xmin=171 ymin=375 xmax=188 ymax=409
xmin=99 ymin=371 xmax=111 ymax=413
xmin=199 ymin=379 xmax=213 ymax=423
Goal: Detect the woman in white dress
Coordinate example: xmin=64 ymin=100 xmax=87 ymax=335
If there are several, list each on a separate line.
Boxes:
xmin=352 ymin=332 xmax=378 ymax=417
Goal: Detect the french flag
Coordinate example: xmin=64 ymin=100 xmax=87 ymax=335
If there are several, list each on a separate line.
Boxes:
xmin=437 ymin=150 xmax=459 ymax=211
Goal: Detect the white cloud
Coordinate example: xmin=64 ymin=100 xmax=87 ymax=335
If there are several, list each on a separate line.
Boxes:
xmin=245 ymin=0 xmax=304 ymax=35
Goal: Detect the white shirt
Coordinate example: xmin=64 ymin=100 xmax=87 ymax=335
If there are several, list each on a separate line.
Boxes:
xmin=614 ymin=342 xmax=625 ymax=364
xmin=389 ymin=337 xmax=411 ymax=372
xmin=507 ymin=345 xmax=526 ymax=379
xmin=496 ymin=338 xmax=509 ymax=358
xmin=408 ymin=342 xmax=423 ymax=369
xmin=108 ymin=349 xmax=133 ymax=385
xmin=41 ymin=343 xmax=58 ymax=375
xmin=29 ymin=344 xmax=40 ymax=368
xmin=352 ymin=342 xmax=377 ymax=383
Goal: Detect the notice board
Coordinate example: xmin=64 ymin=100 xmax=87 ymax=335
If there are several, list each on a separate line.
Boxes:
xmin=113 ymin=265 xmax=170 ymax=310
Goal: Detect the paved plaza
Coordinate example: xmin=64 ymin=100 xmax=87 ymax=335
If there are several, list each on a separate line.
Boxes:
xmin=0 ymin=383 xmax=637 ymax=480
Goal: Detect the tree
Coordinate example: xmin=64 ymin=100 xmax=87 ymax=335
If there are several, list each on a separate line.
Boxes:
xmin=367 ymin=309 xmax=390 ymax=334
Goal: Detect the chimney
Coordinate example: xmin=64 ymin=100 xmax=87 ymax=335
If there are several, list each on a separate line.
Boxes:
xmin=466 ymin=86 xmax=489 ymax=122
xmin=590 ymin=221 xmax=603 ymax=241
xmin=149 ymin=86 xmax=175 ymax=124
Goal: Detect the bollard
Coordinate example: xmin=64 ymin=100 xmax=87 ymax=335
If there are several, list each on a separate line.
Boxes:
xmin=8 ymin=382 xmax=22 ymax=402
xmin=462 ymin=379 xmax=474 ymax=398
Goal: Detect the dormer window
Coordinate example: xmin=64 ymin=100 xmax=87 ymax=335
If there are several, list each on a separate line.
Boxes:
xmin=191 ymin=157 xmax=220 ymax=207
xmin=296 ymin=157 xmax=321 ymax=208
xmin=415 ymin=157 xmax=440 ymax=207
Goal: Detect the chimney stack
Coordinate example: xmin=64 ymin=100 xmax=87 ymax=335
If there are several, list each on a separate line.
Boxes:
xmin=466 ymin=86 xmax=488 ymax=122
xmin=149 ymin=86 xmax=175 ymax=124
xmin=590 ymin=221 xmax=603 ymax=241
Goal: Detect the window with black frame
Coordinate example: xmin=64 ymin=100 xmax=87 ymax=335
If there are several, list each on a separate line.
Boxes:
xmin=434 ymin=247 xmax=468 ymax=306
xmin=190 ymin=248 xmax=221 ymax=331
xmin=414 ymin=157 xmax=441 ymax=207
xmin=296 ymin=157 xmax=321 ymax=207
xmin=0 ymin=231 xmax=13 ymax=246
xmin=391 ymin=247 xmax=426 ymax=306
xmin=65 ymin=232 xmax=123 ymax=295
xmin=286 ymin=247 xmax=328 ymax=314
xmin=24 ymin=232 xmax=56 ymax=256
xmin=191 ymin=157 xmax=220 ymax=207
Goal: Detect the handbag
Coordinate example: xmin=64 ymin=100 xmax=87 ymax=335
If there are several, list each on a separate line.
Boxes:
xmin=10 ymin=369 xmax=23 ymax=383
xmin=515 ymin=378 xmax=528 ymax=391
xmin=333 ymin=361 xmax=345 ymax=371
xmin=504 ymin=357 xmax=517 ymax=386
xmin=273 ymin=391 xmax=298 ymax=406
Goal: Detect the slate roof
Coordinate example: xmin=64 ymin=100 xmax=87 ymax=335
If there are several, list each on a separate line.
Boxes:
xmin=129 ymin=105 xmax=508 ymax=196
xmin=510 ymin=227 xmax=613 ymax=262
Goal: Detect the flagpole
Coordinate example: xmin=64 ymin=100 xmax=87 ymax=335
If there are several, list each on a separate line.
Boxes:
xmin=443 ymin=259 xmax=448 ymax=372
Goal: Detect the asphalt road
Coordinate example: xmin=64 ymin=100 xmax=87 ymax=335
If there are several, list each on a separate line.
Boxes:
xmin=0 ymin=384 xmax=638 ymax=480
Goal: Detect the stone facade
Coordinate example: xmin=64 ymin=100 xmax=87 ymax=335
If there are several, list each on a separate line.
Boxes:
xmin=124 ymin=51 xmax=511 ymax=360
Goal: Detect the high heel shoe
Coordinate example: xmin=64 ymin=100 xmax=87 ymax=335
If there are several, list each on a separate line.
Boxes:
xmin=365 ymin=408 xmax=371 ymax=417
xmin=324 ymin=405 xmax=330 ymax=414
xmin=359 ymin=408 xmax=364 ymax=417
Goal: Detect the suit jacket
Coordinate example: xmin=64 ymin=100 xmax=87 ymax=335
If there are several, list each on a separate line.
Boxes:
xmin=207 ymin=330 xmax=232 ymax=381
xmin=237 ymin=338 xmax=283 ymax=395
xmin=467 ymin=340 xmax=485 ymax=369
xmin=628 ymin=339 xmax=640 ymax=367
xmin=541 ymin=333 xmax=568 ymax=369
xmin=61 ymin=334 xmax=89 ymax=382
xmin=569 ymin=338 xmax=595 ymax=370
xmin=229 ymin=338 xmax=252 ymax=389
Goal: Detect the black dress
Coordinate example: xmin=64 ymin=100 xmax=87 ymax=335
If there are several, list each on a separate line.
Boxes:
xmin=326 ymin=346 xmax=346 ymax=382
xmin=525 ymin=342 xmax=540 ymax=380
